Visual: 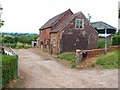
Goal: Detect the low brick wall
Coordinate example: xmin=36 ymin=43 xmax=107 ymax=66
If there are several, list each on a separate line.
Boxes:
xmin=83 ymin=46 xmax=120 ymax=58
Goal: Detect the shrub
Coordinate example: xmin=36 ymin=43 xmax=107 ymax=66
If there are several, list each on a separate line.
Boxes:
xmin=112 ymin=35 xmax=120 ymax=45
xmin=0 ymin=55 xmax=18 ymax=88
xmin=15 ymin=42 xmax=24 ymax=49
xmin=23 ymin=43 xmax=31 ymax=49
xmin=9 ymin=43 xmax=16 ymax=48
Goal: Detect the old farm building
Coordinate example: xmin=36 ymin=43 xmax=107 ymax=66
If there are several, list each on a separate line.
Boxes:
xmin=91 ymin=21 xmax=117 ymax=35
xmin=38 ymin=9 xmax=98 ymax=54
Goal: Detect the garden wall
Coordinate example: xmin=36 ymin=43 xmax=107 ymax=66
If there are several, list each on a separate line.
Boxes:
xmin=83 ymin=46 xmax=120 ymax=58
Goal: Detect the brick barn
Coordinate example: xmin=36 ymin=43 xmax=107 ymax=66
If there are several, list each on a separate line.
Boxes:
xmin=38 ymin=9 xmax=98 ymax=54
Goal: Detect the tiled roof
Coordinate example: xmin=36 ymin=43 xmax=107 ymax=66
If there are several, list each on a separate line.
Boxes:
xmin=39 ymin=9 xmax=72 ymax=30
xmin=50 ymin=11 xmax=84 ymax=33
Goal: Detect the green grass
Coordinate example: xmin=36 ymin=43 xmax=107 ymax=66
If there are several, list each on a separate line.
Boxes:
xmin=98 ymin=40 xmax=105 ymax=48
xmin=56 ymin=53 xmax=76 ymax=61
xmin=98 ymin=37 xmax=112 ymax=48
xmin=0 ymin=55 xmax=18 ymax=66
xmin=96 ymin=50 xmax=119 ymax=69
xmin=56 ymin=53 xmax=76 ymax=68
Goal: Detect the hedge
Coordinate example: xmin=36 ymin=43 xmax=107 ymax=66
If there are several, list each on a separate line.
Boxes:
xmin=112 ymin=35 xmax=120 ymax=45
xmin=0 ymin=55 xmax=18 ymax=89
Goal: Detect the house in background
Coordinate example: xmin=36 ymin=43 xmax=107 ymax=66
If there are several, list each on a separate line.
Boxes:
xmin=91 ymin=21 xmax=117 ymax=36
xmin=38 ymin=9 xmax=98 ymax=54
xmin=91 ymin=21 xmax=117 ymax=46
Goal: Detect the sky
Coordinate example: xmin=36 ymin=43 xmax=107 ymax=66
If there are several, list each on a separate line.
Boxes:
xmin=0 ymin=0 xmax=119 ymax=34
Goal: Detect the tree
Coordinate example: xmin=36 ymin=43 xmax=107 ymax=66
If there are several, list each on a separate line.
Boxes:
xmin=0 ymin=20 xmax=4 ymax=27
xmin=3 ymin=35 xmax=16 ymax=43
xmin=87 ymin=13 xmax=92 ymax=22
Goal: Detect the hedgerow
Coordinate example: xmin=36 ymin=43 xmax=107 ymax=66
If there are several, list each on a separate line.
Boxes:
xmin=0 ymin=55 xmax=18 ymax=88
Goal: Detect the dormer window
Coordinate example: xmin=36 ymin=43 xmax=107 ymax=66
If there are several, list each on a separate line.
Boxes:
xmin=75 ymin=19 xmax=84 ymax=29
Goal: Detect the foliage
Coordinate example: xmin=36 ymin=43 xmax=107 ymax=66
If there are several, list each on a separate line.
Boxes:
xmin=15 ymin=42 xmax=24 ymax=49
xmin=56 ymin=53 xmax=76 ymax=68
xmin=7 ymin=43 xmax=16 ymax=48
xmin=3 ymin=35 xmax=17 ymax=44
xmin=24 ymin=43 xmax=31 ymax=49
xmin=0 ymin=19 xmax=4 ymax=28
xmin=96 ymin=50 xmax=119 ymax=69
xmin=98 ymin=37 xmax=112 ymax=48
xmin=98 ymin=38 xmax=105 ymax=48
xmin=87 ymin=13 xmax=92 ymax=22
xmin=1 ymin=32 xmax=39 ymax=49
xmin=0 ymin=55 xmax=18 ymax=88
xmin=112 ymin=31 xmax=120 ymax=45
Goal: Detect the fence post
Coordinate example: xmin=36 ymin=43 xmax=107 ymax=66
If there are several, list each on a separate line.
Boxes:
xmin=104 ymin=26 xmax=107 ymax=54
xmin=76 ymin=49 xmax=83 ymax=66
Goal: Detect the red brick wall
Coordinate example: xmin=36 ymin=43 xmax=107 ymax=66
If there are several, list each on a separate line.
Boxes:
xmin=83 ymin=46 xmax=120 ymax=58
xmin=39 ymin=28 xmax=51 ymax=41
xmin=50 ymin=33 xmax=59 ymax=54
xmin=56 ymin=12 xmax=98 ymax=53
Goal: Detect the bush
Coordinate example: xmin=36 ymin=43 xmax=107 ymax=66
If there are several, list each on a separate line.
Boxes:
xmin=112 ymin=35 xmax=120 ymax=45
xmin=15 ymin=42 xmax=24 ymax=49
xmin=23 ymin=43 xmax=31 ymax=49
xmin=0 ymin=55 xmax=18 ymax=88
xmin=9 ymin=43 xmax=16 ymax=48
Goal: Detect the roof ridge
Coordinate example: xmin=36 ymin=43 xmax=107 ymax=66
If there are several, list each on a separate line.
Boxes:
xmin=50 ymin=11 xmax=83 ymax=33
xmin=91 ymin=21 xmax=116 ymax=29
xmin=39 ymin=9 xmax=73 ymax=30
xmin=52 ymin=9 xmax=73 ymax=26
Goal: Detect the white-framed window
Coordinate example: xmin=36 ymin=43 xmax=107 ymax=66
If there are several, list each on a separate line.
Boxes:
xmin=75 ymin=19 xmax=84 ymax=29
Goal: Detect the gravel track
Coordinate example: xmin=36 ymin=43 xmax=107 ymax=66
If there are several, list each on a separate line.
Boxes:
xmin=14 ymin=48 xmax=118 ymax=88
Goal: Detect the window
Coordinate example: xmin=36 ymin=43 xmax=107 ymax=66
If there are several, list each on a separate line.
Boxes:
xmin=75 ymin=19 xmax=84 ymax=29
xmin=53 ymin=38 xmax=56 ymax=47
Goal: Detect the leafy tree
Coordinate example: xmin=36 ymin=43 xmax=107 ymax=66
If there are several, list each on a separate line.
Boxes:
xmin=1 ymin=32 xmax=39 ymax=48
xmin=0 ymin=20 xmax=4 ymax=27
xmin=87 ymin=13 xmax=92 ymax=22
xmin=3 ymin=35 xmax=16 ymax=43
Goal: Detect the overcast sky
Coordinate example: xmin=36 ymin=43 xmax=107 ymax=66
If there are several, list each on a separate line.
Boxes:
xmin=0 ymin=0 xmax=119 ymax=34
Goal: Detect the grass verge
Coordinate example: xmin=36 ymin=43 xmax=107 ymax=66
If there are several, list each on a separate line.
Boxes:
xmin=55 ymin=53 xmax=76 ymax=68
xmin=96 ymin=50 xmax=119 ymax=69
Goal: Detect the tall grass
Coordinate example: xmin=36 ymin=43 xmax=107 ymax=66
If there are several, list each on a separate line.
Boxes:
xmin=96 ymin=50 xmax=119 ymax=69
xmin=98 ymin=37 xmax=112 ymax=48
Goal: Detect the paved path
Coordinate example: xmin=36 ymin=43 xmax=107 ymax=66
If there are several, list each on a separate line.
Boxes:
xmin=14 ymin=48 xmax=118 ymax=88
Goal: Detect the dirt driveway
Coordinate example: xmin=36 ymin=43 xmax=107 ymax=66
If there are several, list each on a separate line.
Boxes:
xmin=13 ymin=48 xmax=118 ymax=88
